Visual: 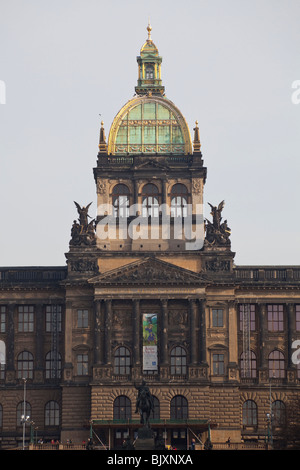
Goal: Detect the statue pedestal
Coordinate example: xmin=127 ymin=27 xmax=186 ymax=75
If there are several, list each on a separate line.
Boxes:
xmin=134 ymin=427 xmax=155 ymax=451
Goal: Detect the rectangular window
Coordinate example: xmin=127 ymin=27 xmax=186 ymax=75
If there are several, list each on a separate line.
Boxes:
xmin=212 ymin=309 xmax=224 ymax=327
xmin=267 ymin=305 xmax=284 ymax=331
xmin=18 ymin=305 xmax=34 ymax=332
xmin=213 ymin=354 xmax=224 ymax=375
xmin=45 ymin=305 xmax=62 ymax=332
xmin=296 ymin=305 xmax=300 ymax=331
xmin=77 ymin=309 xmax=89 ymax=328
xmin=77 ymin=354 xmax=88 ymax=375
xmin=239 ymin=304 xmax=256 ymax=331
xmin=0 ymin=306 xmax=6 ymax=333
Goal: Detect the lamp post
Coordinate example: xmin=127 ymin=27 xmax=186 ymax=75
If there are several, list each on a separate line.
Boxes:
xmin=21 ymin=377 xmax=30 ymax=450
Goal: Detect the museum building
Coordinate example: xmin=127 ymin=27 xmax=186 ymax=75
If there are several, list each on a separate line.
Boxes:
xmin=0 ymin=25 xmax=300 ymax=450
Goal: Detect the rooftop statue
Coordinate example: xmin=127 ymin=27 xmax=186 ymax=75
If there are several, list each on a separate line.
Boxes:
xmin=205 ymin=201 xmax=231 ymax=246
xmin=70 ymin=202 xmax=96 ymax=246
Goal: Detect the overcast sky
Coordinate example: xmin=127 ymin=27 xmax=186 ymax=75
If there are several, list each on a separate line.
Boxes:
xmin=0 ymin=0 xmax=299 ymax=267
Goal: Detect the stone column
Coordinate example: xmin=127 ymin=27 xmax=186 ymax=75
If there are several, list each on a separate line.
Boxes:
xmin=104 ymin=300 xmax=112 ymax=364
xmin=189 ymin=299 xmax=197 ymax=364
xmin=132 ymin=300 xmax=140 ymax=365
xmin=161 ymin=300 xmax=168 ymax=365
xmin=199 ymin=301 xmax=207 ymax=363
xmin=63 ymin=300 xmax=73 ymax=381
xmin=228 ymin=301 xmax=238 ymax=365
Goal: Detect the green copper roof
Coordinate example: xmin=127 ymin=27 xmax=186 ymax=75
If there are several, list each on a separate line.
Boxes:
xmin=106 ymin=25 xmax=193 ymax=156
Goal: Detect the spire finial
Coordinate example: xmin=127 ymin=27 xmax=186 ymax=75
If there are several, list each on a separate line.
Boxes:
xmin=147 ymin=19 xmax=152 ymax=41
xmin=193 ymin=120 xmax=201 ymax=152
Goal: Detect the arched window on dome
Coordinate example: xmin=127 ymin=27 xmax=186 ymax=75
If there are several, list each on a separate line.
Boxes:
xmin=170 ymin=184 xmax=188 ymax=217
xmin=145 ymin=65 xmax=154 ymax=80
xmin=112 ymin=184 xmax=130 ymax=218
xmin=142 ymin=184 xmax=160 ymax=217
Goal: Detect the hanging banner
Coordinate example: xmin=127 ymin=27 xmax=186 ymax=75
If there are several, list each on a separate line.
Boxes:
xmin=142 ymin=314 xmax=158 ymax=370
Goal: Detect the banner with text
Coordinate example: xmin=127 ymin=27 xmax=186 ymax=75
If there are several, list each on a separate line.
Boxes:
xmin=142 ymin=314 xmax=158 ymax=370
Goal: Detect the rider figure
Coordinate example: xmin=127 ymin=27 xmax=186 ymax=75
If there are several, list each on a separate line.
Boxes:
xmin=134 ymin=380 xmax=154 ymax=414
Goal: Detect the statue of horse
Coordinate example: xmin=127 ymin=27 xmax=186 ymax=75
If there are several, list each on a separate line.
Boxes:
xmin=137 ymin=388 xmax=153 ymax=427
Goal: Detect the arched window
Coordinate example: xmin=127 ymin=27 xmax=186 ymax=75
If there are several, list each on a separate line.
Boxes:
xmin=0 ymin=340 xmax=5 ymax=380
xmin=17 ymin=351 xmax=34 ymax=379
xmin=45 ymin=401 xmax=60 ymax=426
xmin=269 ymin=350 xmax=285 ymax=378
xmin=170 ymin=346 xmax=187 ymax=376
xmin=45 ymin=351 xmax=62 ymax=379
xmin=145 ymin=65 xmax=154 ymax=79
xmin=114 ymin=347 xmax=131 ymax=375
xmin=142 ymin=184 xmax=160 ymax=217
xmin=112 ymin=184 xmax=130 ymax=217
xmin=272 ymin=400 xmax=286 ymax=427
xmin=113 ymin=396 xmax=131 ymax=420
xmin=17 ymin=401 xmax=31 ymax=427
xmin=240 ymin=351 xmax=257 ymax=378
xmin=150 ymin=396 xmax=160 ymax=421
xmin=170 ymin=395 xmax=188 ymax=420
xmin=242 ymin=400 xmax=257 ymax=426
xmin=170 ymin=184 xmax=188 ymax=217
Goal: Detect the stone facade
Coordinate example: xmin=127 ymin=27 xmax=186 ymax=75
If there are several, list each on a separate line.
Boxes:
xmin=0 ymin=28 xmax=299 ymax=450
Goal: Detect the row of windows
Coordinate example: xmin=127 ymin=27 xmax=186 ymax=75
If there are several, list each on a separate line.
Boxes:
xmin=212 ymin=304 xmax=300 ymax=332
xmin=0 ymin=397 xmax=286 ymax=430
xmin=113 ymin=395 xmax=287 ymax=428
xmin=0 ymin=351 xmax=62 ymax=380
xmin=114 ymin=346 xmax=300 ymax=378
xmin=0 ymin=400 xmax=59 ymax=428
xmin=1 ymin=346 xmax=298 ymax=380
xmin=0 ymin=305 xmax=63 ymax=333
xmin=114 ymin=395 xmax=187 ymax=420
xmin=243 ymin=400 xmax=286 ymax=427
xmin=112 ymin=183 xmax=189 ymax=217
xmin=1 ymin=304 xmax=300 ymax=334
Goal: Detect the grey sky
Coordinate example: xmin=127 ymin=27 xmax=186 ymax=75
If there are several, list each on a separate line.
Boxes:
xmin=0 ymin=0 xmax=299 ymax=267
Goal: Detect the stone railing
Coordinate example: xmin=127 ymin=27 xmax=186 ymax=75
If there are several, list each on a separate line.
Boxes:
xmin=234 ymin=266 xmax=300 ymax=283
xmin=0 ymin=267 xmax=67 ymax=284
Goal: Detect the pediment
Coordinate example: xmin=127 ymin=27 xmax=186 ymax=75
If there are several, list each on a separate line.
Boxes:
xmin=133 ymin=159 xmax=169 ymax=171
xmin=89 ymin=257 xmax=208 ymax=286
